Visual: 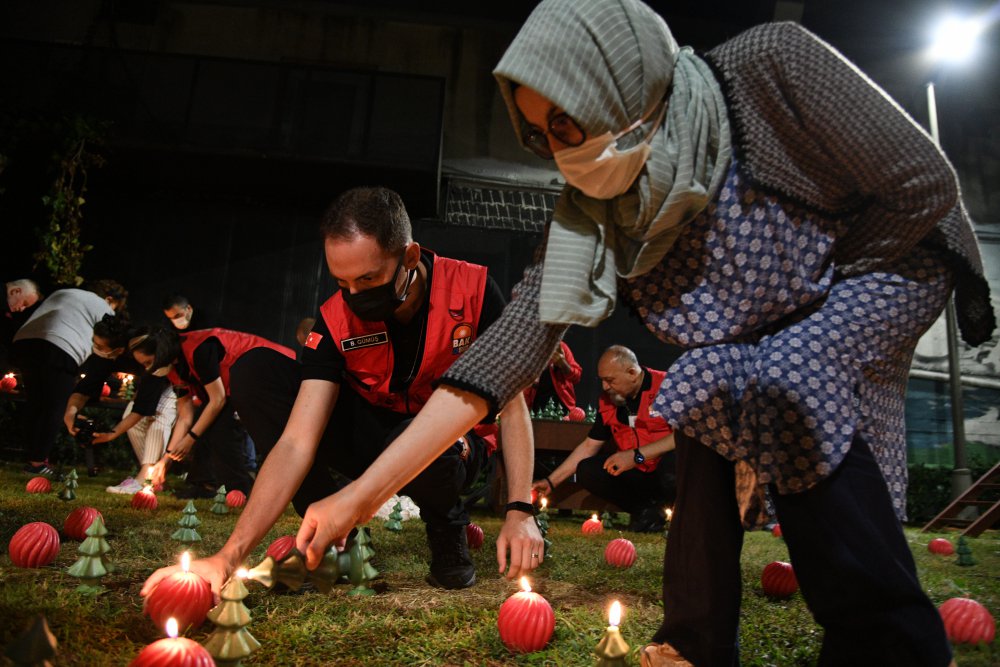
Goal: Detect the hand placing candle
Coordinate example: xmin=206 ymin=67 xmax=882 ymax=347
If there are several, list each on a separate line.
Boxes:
xmin=595 ymin=600 xmax=630 ymax=666
xmin=497 ymin=577 xmax=555 ymax=653
xmin=144 ymin=552 xmax=214 ymax=633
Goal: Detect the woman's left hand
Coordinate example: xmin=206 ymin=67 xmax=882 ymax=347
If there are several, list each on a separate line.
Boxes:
xmin=497 ymin=511 xmax=545 ymax=579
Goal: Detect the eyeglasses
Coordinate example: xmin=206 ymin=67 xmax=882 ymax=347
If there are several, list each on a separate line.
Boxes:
xmin=521 ymin=112 xmax=586 ymax=159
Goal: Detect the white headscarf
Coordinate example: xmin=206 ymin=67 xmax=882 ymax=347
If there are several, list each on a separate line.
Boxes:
xmin=494 ymin=0 xmax=731 ymax=326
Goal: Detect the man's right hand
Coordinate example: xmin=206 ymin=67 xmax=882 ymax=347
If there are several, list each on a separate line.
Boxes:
xmin=531 ymin=478 xmax=552 ymax=495
xmin=140 ymin=552 xmax=234 ymax=602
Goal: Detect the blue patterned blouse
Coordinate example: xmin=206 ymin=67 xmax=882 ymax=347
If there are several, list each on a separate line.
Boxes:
xmin=626 ymin=161 xmax=951 ymax=521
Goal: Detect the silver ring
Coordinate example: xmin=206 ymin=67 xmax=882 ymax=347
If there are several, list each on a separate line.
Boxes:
xmin=531 ymin=554 xmax=539 ymax=558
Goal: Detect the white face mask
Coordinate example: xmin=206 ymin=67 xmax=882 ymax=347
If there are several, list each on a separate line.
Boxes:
xmin=150 ymin=364 xmax=173 ymax=378
xmin=91 ymin=345 xmax=118 ymax=360
xmin=554 ymin=101 xmax=667 ymax=200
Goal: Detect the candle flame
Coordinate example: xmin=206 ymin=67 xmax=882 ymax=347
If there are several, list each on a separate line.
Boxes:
xmin=519 ymin=577 xmax=531 ymax=593
xmin=236 ymin=568 xmax=249 ymax=579
xmin=541 ymin=497 xmax=548 ymax=509
xmin=180 ymin=551 xmax=191 ymax=572
xmin=166 ymin=618 xmax=179 ymax=638
xmin=609 ymin=600 xmax=622 ymax=627
xmin=665 ymin=508 xmax=673 ymax=520
xmin=591 ymin=514 xmax=599 ymax=522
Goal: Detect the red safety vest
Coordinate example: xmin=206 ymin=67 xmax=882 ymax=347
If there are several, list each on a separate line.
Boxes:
xmin=321 ymin=252 xmax=488 ymax=417
xmin=597 ymin=368 xmax=672 ymax=473
xmin=168 ymin=328 xmax=295 ymax=396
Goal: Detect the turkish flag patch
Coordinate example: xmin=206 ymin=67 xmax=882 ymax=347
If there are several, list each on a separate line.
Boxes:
xmin=304 ymin=331 xmax=323 ymax=349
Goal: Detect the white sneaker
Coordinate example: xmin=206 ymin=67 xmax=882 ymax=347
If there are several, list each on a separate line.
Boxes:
xmin=107 ymin=477 xmax=143 ymax=495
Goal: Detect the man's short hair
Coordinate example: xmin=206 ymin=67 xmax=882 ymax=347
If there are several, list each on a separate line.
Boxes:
xmin=601 ymin=344 xmax=639 ymax=370
xmin=318 ymin=186 xmax=412 ymax=253
xmin=161 ymin=292 xmax=191 ymax=311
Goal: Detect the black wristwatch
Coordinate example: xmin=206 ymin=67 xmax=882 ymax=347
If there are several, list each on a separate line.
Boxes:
xmin=633 ymin=449 xmax=646 ymax=465
xmin=505 ymin=501 xmax=536 ymax=515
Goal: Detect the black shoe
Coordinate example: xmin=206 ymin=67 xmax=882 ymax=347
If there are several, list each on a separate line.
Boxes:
xmin=173 ymin=483 xmax=216 ymax=499
xmin=424 ymin=523 xmax=476 ymax=590
xmin=23 ymin=462 xmax=55 ymax=476
xmin=628 ymin=506 xmax=666 ymax=533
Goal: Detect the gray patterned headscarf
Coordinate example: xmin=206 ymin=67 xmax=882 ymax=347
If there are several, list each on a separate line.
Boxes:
xmin=494 ymin=0 xmax=731 ymax=326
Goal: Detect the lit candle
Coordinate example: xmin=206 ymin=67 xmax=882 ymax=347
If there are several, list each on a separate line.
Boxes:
xmin=582 ymin=513 xmax=604 ymax=535
xmin=143 ymin=552 xmax=214 ymax=633
xmin=594 ymin=600 xmax=630 ymax=666
xmin=0 ymin=372 xmax=17 ymax=391
xmin=497 ymin=577 xmax=555 ymax=654
xmin=131 ymin=475 xmax=158 ymax=511
xmin=129 ymin=618 xmax=214 ymax=667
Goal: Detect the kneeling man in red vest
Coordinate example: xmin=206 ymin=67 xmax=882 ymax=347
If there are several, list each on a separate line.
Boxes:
xmin=141 ymin=187 xmax=541 ymax=599
xmin=533 ymin=345 xmax=677 ymax=532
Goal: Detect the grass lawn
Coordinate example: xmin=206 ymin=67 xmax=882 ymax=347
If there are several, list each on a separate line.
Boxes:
xmin=1 ymin=462 xmax=998 ymax=666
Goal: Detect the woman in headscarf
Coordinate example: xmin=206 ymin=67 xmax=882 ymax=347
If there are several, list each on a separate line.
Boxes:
xmin=290 ymin=1 xmax=993 ymax=664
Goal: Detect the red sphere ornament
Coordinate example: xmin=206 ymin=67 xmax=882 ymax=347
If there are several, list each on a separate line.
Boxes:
xmin=939 ymin=597 xmax=996 ymax=645
xmin=101 ymin=382 xmax=111 ymax=397
xmin=497 ymin=578 xmax=556 ymax=653
xmin=563 ymin=406 xmax=586 ymax=422
xmin=761 ymin=561 xmax=798 ymax=599
xmin=129 ymin=618 xmax=215 ymax=667
xmin=530 ymin=488 xmax=538 ymax=505
xmin=928 ymin=538 xmax=955 ymax=556
xmin=225 ymin=489 xmax=246 ymax=509
xmin=466 ymin=522 xmax=485 ymax=550
xmin=604 ymin=538 xmax=637 ymax=569
xmin=582 ymin=514 xmax=604 ymax=535
xmin=0 ymin=373 xmax=17 ymax=392
xmin=64 ymin=506 xmax=104 ymax=540
xmin=144 ymin=555 xmax=213 ymax=633
xmin=9 ymin=522 xmax=60 ymax=568
xmin=131 ymin=486 xmax=158 ymax=511
xmin=771 ymin=524 xmax=782 ymax=538
xmin=265 ymin=535 xmax=296 ymax=561
xmin=26 ymin=476 xmax=52 ymax=494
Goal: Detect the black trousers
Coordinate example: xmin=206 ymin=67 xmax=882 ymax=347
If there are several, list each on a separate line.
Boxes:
xmin=229 ymin=347 xmax=485 ymax=526
xmin=184 ymin=402 xmax=255 ymax=495
xmin=575 ymin=452 xmax=677 ymax=514
xmin=654 ymin=433 xmax=952 ymax=667
xmin=11 ymin=339 xmax=79 ymax=464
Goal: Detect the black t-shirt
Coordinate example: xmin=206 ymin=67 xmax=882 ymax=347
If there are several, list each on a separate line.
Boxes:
xmin=588 ymin=368 xmax=654 ymax=442
xmin=300 ymin=251 xmax=506 ymax=390
xmin=75 ymin=354 xmax=169 ymax=416
xmin=530 ymin=364 xmax=559 ymax=409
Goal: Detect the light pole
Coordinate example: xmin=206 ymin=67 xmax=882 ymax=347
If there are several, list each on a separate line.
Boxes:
xmin=925 ymin=13 xmax=988 ymax=499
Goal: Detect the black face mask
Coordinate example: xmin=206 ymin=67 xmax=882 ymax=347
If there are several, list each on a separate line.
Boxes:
xmin=342 ymin=259 xmax=413 ymax=322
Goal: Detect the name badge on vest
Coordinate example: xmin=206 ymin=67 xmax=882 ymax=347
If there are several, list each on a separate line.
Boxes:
xmin=341 ymin=332 xmax=389 ymax=352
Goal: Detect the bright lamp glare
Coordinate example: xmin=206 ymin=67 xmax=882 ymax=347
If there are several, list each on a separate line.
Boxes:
xmin=930 ymin=16 xmax=987 ymax=63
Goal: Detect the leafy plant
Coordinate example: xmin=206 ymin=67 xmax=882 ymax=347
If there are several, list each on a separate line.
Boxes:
xmin=33 ymin=116 xmax=109 ymax=287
